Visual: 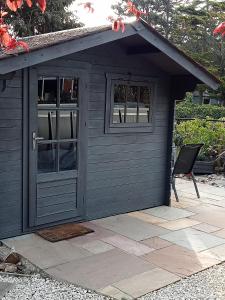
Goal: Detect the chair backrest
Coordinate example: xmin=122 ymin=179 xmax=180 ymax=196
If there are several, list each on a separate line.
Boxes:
xmin=173 ymin=144 xmax=204 ymax=175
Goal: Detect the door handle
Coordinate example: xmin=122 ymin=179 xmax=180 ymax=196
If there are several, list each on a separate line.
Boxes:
xmin=32 ymin=132 xmax=44 ymax=150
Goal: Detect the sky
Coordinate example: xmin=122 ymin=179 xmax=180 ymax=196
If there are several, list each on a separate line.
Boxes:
xmin=70 ymin=0 xmax=122 ymax=27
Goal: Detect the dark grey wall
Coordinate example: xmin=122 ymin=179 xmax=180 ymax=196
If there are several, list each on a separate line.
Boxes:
xmin=43 ymin=41 xmax=171 ymax=219
xmin=77 ymin=44 xmax=170 ymax=219
xmin=0 ymin=71 xmax=23 ymax=238
xmin=0 ymin=40 xmax=172 ymax=239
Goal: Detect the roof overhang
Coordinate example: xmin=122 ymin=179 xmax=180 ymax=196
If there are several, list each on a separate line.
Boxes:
xmin=0 ymin=20 xmax=220 ymax=90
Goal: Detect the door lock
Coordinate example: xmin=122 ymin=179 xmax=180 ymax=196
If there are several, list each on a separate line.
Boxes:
xmin=32 ymin=132 xmax=44 ymax=151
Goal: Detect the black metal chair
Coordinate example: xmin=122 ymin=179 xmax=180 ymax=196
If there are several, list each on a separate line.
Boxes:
xmin=172 ymin=144 xmax=204 ymax=202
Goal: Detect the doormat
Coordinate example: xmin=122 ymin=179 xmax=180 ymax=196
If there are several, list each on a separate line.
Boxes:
xmin=36 ymin=223 xmax=94 ymax=242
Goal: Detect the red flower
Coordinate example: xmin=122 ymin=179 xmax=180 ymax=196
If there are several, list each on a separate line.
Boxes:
xmin=6 ymin=0 xmax=23 ymax=12
xmin=127 ymin=1 xmax=147 ymax=20
xmin=213 ymin=22 xmax=225 ymax=37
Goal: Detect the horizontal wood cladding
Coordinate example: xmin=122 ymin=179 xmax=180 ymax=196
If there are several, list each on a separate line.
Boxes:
xmin=0 ymin=71 xmax=23 ymax=238
xmin=33 ymin=43 xmax=171 ymax=222
xmin=64 ymin=44 xmax=169 ymax=220
xmin=36 ymin=178 xmax=78 ymax=225
xmin=87 ymin=186 xmax=165 ymax=219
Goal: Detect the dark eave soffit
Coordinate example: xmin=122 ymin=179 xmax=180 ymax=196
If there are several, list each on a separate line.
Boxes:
xmin=132 ymin=22 xmax=220 ymax=90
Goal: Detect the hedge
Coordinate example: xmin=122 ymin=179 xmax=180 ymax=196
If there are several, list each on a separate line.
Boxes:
xmin=176 ymin=102 xmax=225 ymax=119
xmin=174 ymin=118 xmax=225 ymax=161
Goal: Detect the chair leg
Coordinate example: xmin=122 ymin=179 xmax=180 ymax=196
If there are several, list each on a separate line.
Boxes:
xmin=172 ymin=177 xmax=179 ymax=202
xmin=191 ymin=172 xmax=200 ymax=198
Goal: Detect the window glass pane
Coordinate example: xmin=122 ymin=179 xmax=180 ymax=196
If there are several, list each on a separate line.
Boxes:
xmin=59 ymin=142 xmax=77 ymax=171
xmin=113 ymin=84 xmax=126 ymax=124
xmin=38 ymin=143 xmax=57 ymax=173
xmin=126 ymin=86 xmax=138 ymax=123
xmin=38 ymin=111 xmax=56 ymax=140
xmin=59 ymin=111 xmax=77 ymax=139
xmin=60 ymin=78 xmax=79 ymax=106
xmin=38 ymin=77 xmax=57 ymax=106
xmin=139 ymin=86 xmax=151 ymax=123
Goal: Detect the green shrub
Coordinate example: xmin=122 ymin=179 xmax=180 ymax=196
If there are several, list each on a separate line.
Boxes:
xmin=176 ymin=102 xmax=225 ymax=119
xmin=174 ymin=118 xmax=225 ymax=160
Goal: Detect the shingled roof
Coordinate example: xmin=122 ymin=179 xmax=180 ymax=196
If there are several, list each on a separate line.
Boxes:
xmin=0 ymin=25 xmax=111 ymax=59
xmin=0 ymin=20 xmax=220 ymax=90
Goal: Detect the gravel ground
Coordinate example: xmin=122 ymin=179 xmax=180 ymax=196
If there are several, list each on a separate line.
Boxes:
xmin=195 ymin=174 xmax=225 ymax=188
xmin=2 ymin=263 xmax=225 ymax=300
xmin=0 ymin=274 xmax=110 ymax=300
xmin=141 ymin=263 xmax=225 ymax=300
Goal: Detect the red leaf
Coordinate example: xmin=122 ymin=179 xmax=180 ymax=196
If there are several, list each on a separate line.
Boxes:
xmin=111 ymin=17 xmax=125 ymax=33
xmin=213 ymin=22 xmax=225 ymax=36
xmin=6 ymin=0 xmax=23 ymax=12
xmin=0 ymin=11 xmax=8 ymax=18
xmin=112 ymin=20 xmax=119 ymax=32
xmin=127 ymin=1 xmax=147 ymax=20
xmin=36 ymin=0 xmax=46 ymax=12
xmin=5 ymin=38 xmax=29 ymax=52
xmin=16 ymin=40 xmax=29 ymax=51
xmin=83 ymin=2 xmax=94 ymax=13
xmin=26 ymin=0 xmax=33 ymax=7
xmin=0 ymin=28 xmax=12 ymax=47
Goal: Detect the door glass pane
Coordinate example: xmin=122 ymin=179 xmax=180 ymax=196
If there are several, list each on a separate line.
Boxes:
xmin=139 ymin=86 xmax=150 ymax=123
xmin=38 ymin=143 xmax=57 ymax=173
xmin=38 ymin=77 xmax=57 ymax=106
xmin=59 ymin=111 xmax=77 ymax=139
xmin=59 ymin=142 xmax=77 ymax=171
xmin=127 ymin=86 xmax=138 ymax=123
xmin=113 ymin=84 xmax=126 ymax=124
xmin=60 ymin=78 xmax=79 ymax=106
xmin=38 ymin=111 xmax=56 ymax=140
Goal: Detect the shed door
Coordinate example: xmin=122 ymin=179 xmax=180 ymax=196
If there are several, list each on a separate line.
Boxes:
xmin=29 ymin=68 xmax=87 ymax=227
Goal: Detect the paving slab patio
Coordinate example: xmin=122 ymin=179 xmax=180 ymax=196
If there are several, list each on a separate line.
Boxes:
xmin=99 ymin=285 xmax=133 ymax=300
xmin=92 ymin=214 xmax=170 ymax=241
xmin=141 ymin=237 xmax=173 ymax=250
xmin=192 ymin=223 xmax=221 ymax=233
xmin=157 ymin=218 xmax=200 ymax=230
xmin=143 ymin=206 xmax=195 ymax=220
xmin=214 ymin=229 xmax=225 ymax=239
xmin=159 ymin=228 xmax=225 ymax=252
xmin=46 ymin=249 xmax=156 ymax=290
xmin=79 ymin=240 xmax=115 ymax=254
xmin=2 ymin=178 xmax=225 ymax=299
xmin=102 ymin=235 xmax=154 ymax=256
xmin=201 ymin=244 xmax=225 ymax=261
xmin=113 ymin=268 xmax=180 ymax=298
xmin=143 ymin=244 xmax=220 ymax=277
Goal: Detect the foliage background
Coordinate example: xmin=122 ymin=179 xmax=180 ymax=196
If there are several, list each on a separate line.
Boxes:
xmin=114 ymin=0 xmax=225 ymax=101
xmin=3 ymin=0 xmax=81 ymax=36
xmin=174 ymin=118 xmax=225 ymax=160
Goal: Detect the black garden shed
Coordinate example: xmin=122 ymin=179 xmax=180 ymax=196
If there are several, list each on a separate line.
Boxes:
xmin=0 ymin=20 xmax=220 ymax=239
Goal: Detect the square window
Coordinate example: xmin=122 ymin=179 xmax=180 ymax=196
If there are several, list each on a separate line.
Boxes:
xmin=105 ymin=74 xmax=155 ymax=133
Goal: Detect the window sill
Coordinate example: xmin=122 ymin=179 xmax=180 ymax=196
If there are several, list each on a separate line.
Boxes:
xmin=105 ymin=124 xmax=154 ymax=134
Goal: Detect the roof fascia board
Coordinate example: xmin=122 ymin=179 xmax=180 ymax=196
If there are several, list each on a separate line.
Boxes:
xmin=0 ymin=26 xmax=137 ymax=75
xmin=133 ymin=23 xmax=219 ymax=90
